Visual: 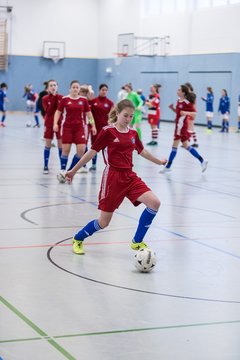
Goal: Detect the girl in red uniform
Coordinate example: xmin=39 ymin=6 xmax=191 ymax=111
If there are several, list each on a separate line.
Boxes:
xmin=146 ymin=84 xmax=161 ymax=145
xmin=160 ymin=85 xmax=208 ymax=173
xmin=53 ymin=80 xmax=96 ymax=182
xmin=88 ymin=83 xmax=114 ymax=171
xmin=65 ymin=99 xmax=167 ymax=255
xmin=42 ymin=80 xmax=63 ymax=174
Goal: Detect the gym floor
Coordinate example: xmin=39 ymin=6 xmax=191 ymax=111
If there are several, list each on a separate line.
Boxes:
xmin=1 ymin=114 xmax=240 ymax=360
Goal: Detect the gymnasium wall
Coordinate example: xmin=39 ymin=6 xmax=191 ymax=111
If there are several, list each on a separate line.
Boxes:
xmin=0 ymin=0 xmax=239 ymax=126
xmin=97 ymin=53 xmax=240 ymax=126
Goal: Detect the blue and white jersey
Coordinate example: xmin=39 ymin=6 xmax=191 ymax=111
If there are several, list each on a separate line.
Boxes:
xmin=203 ymin=93 xmax=214 ymax=112
xmin=218 ymin=96 xmax=230 ymax=114
xmin=0 ymin=89 xmax=7 ymax=111
xmin=238 ymin=94 xmax=240 ymax=106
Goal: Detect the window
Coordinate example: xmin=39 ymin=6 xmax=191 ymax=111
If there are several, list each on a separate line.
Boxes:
xmin=212 ymin=0 xmax=228 ymax=6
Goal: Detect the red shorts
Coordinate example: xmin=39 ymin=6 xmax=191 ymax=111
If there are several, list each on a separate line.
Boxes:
xmin=148 ymin=115 xmax=160 ymax=126
xmin=61 ymin=124 xmax=86 ymax=145
xmin=174 ymin=122 xmax=191 ymax=142
xmin=44 ymin=126 xmax=61 ymax=140
xmin=98 ymin=167 xmax=151 ymax=212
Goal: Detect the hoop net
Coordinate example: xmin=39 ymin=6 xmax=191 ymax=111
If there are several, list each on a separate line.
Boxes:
xmin=52 ymin=56 xmax=60 ymax=64
xmin=113 ymin=52 xmax=128 ymax=66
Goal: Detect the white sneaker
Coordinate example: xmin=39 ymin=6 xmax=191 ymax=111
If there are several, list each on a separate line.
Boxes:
xmin=77 ymin=167 xmax=88 ymax=174
xmin=57 ymin=170 xmax=67 ymax=183
xmin=159 ymin=166 xmax=171 ymax=174
xmin=201 ymin=159 xmax=208 ymax=173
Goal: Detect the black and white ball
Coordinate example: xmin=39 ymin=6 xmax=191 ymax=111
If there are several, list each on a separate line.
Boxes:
xmin=134 ymin=248 xmax=157 ymax=272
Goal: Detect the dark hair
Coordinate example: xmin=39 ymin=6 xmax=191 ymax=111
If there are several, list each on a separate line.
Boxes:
xmin=180 ymin=84 xmax=190 ymax=97
xmin=222 ymin=89 xmax=228 ymax=97
xmin=47 ymin=79 xmax=58 ymax=86
xmin=185 ymin=82 xmax=194 ymax=92
xmin=70 ymin=80 xmax=80 ymax=86
xmin=124 ymin=83 xmax=133 ymax=91
xmin=152 ymin=84 xmax=161 ymax=93
xmin=99 ymin=83 xmax=108 ymax=90
xmin=187 ymin=92 xmax=197 ymax=104
xmin=1 ymin=82 xmax=7 ymax=89
xmin=207 ymin=87 xmax=213 ymax=95
xmin=109 ymin=99 xmax=135 ymax=123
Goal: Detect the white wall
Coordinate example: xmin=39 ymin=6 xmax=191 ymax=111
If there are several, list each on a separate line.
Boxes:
xmin=0 ymin=0 xmax=100 ymax=58
xmin=0 ymin=0 xmax=240 ymax=58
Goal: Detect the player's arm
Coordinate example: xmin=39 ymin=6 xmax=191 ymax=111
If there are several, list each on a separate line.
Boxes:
xmin=53 ymin=110 xmax=62 ymax=132
xmin=180 ymin=110 xmax=196 ymax=117
xmin=66 ymin=149 xmax=97 ymax=181
xmin=169 ymin=103 xmax=176 ymax=112
xmin=86 ymin=111 xmax=97 ymax=135
xmin=140 ymin=148 xmax=167 ymax=166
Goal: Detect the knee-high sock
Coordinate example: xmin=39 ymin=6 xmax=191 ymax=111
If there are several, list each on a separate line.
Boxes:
xmin=74 ymin=219 xmax=102 ymax=241
xmin=92 ymin=154 xmax=97 ymax=166
xmin=34 ymin=115 xmax=39 ymax=126
xmin=166 ymin=147 xmax=177 ymax=169
xmin=1 ymin=115 xmax=6 ymax=123
xmin=44 ymin=147 xmax=51 ymax=168
xmin=152 ymin=128 xmax=158 ymax=141
xmin=68 ymin=154 xmax=81 ymax=171
xmin=60 ymin=155 xmax=68 ymax=170
xmin=187 ymin=146 xmax=203 ymax=163
xmin=133 ymin=208 xmax=158 ymax=243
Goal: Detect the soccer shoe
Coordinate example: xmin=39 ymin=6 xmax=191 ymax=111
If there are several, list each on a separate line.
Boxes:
xmin=201 ymin=159 xmax=208 ymax=173
xmin=147 ymin=140 xmax=158 ymax=146
xmin=236 ymin=129 xmax=240 ymax=133
xmin=159 ymin=166 xmax=171 ymax=174
xmin=57 ymin=170 xmax=67 ymax=183
xmin=77 ymin=167 xmax=88 ymax=174
xmin=89 ymin=165 xmax=96 ymax=172
xmin=131 ymin=241 xmax=149 ymax=251
xmin=1 ymin=122 xmax=6 ymax=127
xmin=206 ymin=129 xmax=212 ymax=134
xmin=192 ymin=143 xmax=199 ymax=148
xmin=43 ymin=166 xmax=49 ymax=174
xmin=72 ymin=238 xmax=85 ymax=255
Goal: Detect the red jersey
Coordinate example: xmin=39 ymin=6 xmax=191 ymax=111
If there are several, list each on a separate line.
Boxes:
xmin=91 ymin=125 xmax=144 ymax=170
xmin=42 ymin=93 xmax=63 ymax=125
xmin=147 ymin=93 xmax=160 ymax=119
xmin=58 ymin=96 xmax=90 ymax=128
xmin=89 ymin=96 xmax=113 ymax=131
xmin=174 ymin=99 xmax=194 ymax=141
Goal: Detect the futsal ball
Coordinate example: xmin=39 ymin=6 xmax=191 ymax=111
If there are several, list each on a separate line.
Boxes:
xmin=57 ymin=171 xmax=67 ymax=184
xmin=134 ymin=248 xmax=157 ymax=273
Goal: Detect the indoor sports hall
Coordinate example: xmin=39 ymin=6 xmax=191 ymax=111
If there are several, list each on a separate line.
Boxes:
xmin=0 ymin=1 xmax=240 ymax=359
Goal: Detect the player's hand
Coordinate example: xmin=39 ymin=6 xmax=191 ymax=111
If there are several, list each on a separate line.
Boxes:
xmin=160 ymin=158 xmax=167 ymax=166
xmin=53 ymin=124 xmax=58 ymax=132
xmin=65 ymin=170 xmax=75 ymax=183
xmin=180 ymin=111 xmax=187 ymax=116
xmin=169 ymin=103 xmax=174 ymax=109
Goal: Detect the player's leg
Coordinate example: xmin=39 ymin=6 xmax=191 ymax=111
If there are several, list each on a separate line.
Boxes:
xmin=160 ymin=139 xmax=180 ymax=173
xmin=131 ymin=191 xmax=160 ymax=250
xmin=73 ymin=211 xmax=113 ymax=254
xmin=182 ymin=140 xmax=208 ymax=172
xmin=43 ymin=138 xmax=52 ymax=174
xmin=1 ymin=110 xmax=6 ymax=126
xmin=68 ymin=143 xmax=87 ymax=171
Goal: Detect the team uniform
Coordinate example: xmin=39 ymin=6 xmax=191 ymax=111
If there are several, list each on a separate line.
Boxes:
xmin=57 ymin=96 xmax=90 ymax=144
xmin=23 ymin=90 xmax=40 ymax=127
xmin=174 ymin=99 xmax=194 ymax=142
xmin=147 ymin=93 xmax=160 ymax=126
xmin=202 ymin=92 xmax=214 ymax=131
xmin=91 ymin=125 xmax=150 ymax=212
xmin=0 ymin=89 xmax=7 ymax=126
xmin=42 ymin=93 xmax=63 ymax=139
xmin=218 ymin=95 xmax=230 ymax=132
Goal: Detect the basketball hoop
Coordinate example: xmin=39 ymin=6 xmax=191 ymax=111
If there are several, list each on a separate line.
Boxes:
xmin=113 ymin=52 xmax=128 ymax=66
xmin=52 ymin=56 xmax=60 ymax=64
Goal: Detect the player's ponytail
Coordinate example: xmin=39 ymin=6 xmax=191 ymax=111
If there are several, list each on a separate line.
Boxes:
xmin=153 ymin=84 xmax=161 ymax=93
xmin=109 ymin=99 xmax=135 ymax=123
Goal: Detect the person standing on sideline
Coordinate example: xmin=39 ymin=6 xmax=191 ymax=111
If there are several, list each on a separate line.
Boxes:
xmin=218 ymin=89 xmax=230 ymax=133
xmin=201 ymin=87 xmax=214 ymax=133
xmin=23 ymin=84 xmax=40 ymax=128
xmin=125 ymin=83 xmax=143 ymax=140
xmin=53 ymin=80 xmax=96 ymax=182
xmin=0 ymin=83 xmax=8 ymax=127
xmin=237 ymin=94 xmax=240 ymax=133
xmin=145 ymin=84 xmax=161 ymax=145
xmin=160 ymin=85 xmax=208 ymax=174
xmin=137 ymin=88 xmax=147 ymax=117
xmin=88 ymin=84 xmax=114 ymax=171
xmin=65 ymin=99 xmax=167 ymax=255
xmin=42 ymin=80 xmax=63 ymax=174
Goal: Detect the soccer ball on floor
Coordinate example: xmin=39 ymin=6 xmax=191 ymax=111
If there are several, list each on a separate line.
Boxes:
xmin=134 ymin=248 xmax=157 ymax=273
